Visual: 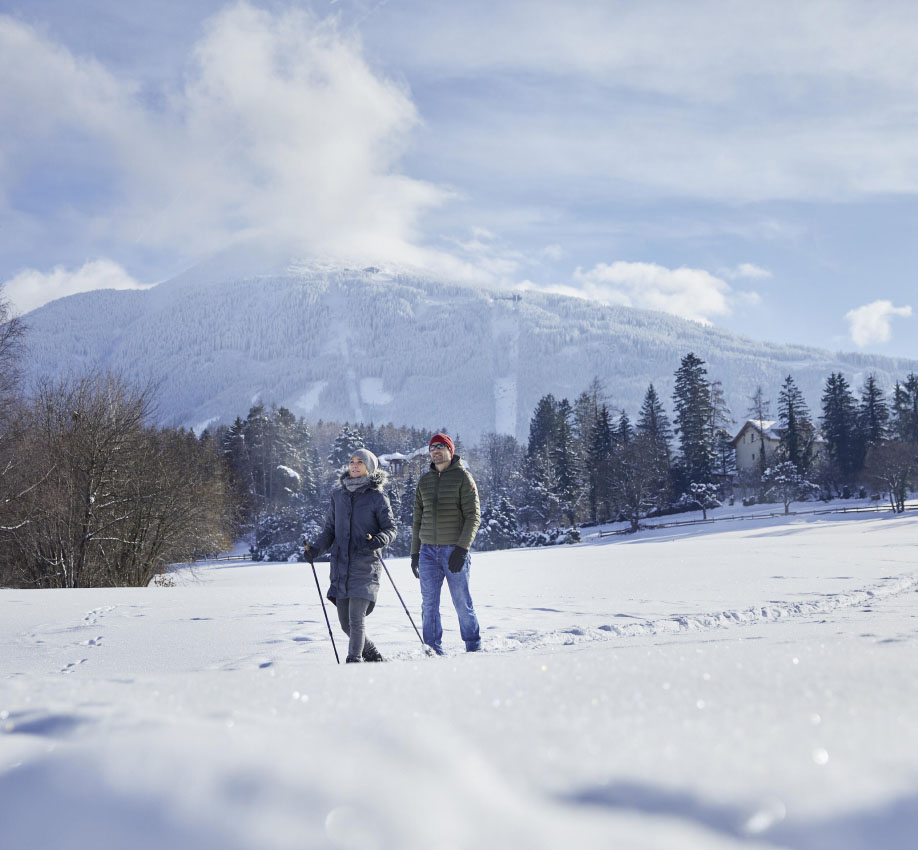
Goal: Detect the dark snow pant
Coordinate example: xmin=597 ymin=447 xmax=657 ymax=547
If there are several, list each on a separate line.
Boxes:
xmin=335 ymin=597 xmax=378 ymax=660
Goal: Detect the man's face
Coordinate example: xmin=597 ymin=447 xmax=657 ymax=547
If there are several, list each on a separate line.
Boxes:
xmin=429 ymin=442 xmax=452 ymax=465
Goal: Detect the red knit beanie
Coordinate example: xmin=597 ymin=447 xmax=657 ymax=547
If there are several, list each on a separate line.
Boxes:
xmin=429 ymin=433 xmax=455 ymax=454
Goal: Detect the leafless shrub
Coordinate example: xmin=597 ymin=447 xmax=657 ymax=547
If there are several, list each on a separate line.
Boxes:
xmin=0 ymin=372 xmax=234 ymax=587
xmin=863 ymin=440 xmax=918 ymax=513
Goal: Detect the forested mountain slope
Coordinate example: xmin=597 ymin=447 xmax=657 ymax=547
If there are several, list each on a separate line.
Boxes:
xmin=21 ymin=264 xmax=918 ymax=441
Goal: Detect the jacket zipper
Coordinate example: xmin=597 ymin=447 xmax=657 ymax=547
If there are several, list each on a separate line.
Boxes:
xmin=345 ymin=492 xmax=354 ymax=594
xmin=433 ymin=471 xmax=441 ymax=543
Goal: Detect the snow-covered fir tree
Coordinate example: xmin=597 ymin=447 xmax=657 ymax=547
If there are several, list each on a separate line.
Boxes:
xmin=637 ymin=383 xmax=672 ymax=462
xmin=586 ymin=403 xmax=615 ymax=523
xmin=820 ymin=372 xmax=862 ymax=488
xmin=551 ymin=398 xmax=582 ymax=525
xmin=477 ymin=495 xmax=521 ymax=551
xmin=762 ymin=461 xmax=819 ymax=514
xmin=685 ymin=481 xmax=721 ymax=520
xmin=777 ymin=374 xmax=816 ymax=473
xmin=328 ymin=424 xmax=366 ymax=470
xmin=858 ymin=374 xmax=889 ymax=450
xmin=672 ymin=352 xmax=715 ymax=489
xmin=746 ymin=386 xmax=772 ymax=478
xmin=890 ymin=374 xmax=918 ymax=443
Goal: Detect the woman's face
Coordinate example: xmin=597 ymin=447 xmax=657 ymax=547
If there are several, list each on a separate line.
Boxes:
xmin=349 ymin=456 xmax=368 ymax=477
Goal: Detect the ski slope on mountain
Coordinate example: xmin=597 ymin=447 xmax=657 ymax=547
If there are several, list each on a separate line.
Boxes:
xmin=2 ymin=507 xmax=917 ymax=849
xmin=19 ymin=264 xmax=918 ymax=441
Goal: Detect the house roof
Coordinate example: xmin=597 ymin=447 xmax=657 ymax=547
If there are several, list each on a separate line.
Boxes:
xmin=732 ymin=419 xmax=782 ymax=444
xmin=731 ymin=418 xmax=828 ymax=447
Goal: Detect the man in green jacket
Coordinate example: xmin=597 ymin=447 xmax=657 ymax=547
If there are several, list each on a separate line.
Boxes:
xmin=410 ymin=433 xmax=482 ymax=654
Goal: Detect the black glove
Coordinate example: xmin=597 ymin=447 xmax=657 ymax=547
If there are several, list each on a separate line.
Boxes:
xmin=302 ymin=541 xmax=315 ymax=566
xmin=410 ymin=553 xmax=420 ymax=578
xmin=364 ymin=533 xmax=385 ymax=551
xmin=448 ymin=547 xmax=468 ymax=573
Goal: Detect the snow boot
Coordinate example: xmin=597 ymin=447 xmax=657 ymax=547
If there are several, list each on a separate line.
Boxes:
xmin=362 ymin=642 xmax=386 ymax=663
xmin=345 ymin=655 xmax=362 ymax=663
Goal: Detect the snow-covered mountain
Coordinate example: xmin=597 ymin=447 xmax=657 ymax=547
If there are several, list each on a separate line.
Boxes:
xmin=20 ymin=264 xmax=918 ymax=441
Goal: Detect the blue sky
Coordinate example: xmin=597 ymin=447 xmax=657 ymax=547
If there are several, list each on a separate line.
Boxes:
xmin=1 ymin=0 xmax=917 ymax=357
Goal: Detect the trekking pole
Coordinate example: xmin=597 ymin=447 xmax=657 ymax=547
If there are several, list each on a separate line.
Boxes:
xmin=307 ymin=551 xmax=340 ymax=664
xmin=379 ymin=556 xmax=431 ymax=654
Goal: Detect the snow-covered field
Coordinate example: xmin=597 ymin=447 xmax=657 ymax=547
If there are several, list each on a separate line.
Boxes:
xmin=2 ymin=508 xmax=918 ymax=849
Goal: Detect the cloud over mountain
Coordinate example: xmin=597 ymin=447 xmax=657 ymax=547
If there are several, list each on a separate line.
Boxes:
xmin=846 ymin=300 xmax=913 ymax=347
xmin=0 ymin=3 xmax=444 ymax=311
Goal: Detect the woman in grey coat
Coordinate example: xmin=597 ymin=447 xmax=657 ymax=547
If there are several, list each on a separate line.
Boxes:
xmin=305 ymin=449 xmax=397 ymax=663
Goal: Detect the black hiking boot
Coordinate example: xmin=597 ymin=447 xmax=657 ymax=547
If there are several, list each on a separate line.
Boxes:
xmin=362 ymin=642 xmax=386 ymax=663
xmin=345 ymin=655 xmax=362 ymax=663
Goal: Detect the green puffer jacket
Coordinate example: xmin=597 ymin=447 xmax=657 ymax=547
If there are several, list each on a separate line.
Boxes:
xmin=411 ymin=455 xmax=481 ymax=555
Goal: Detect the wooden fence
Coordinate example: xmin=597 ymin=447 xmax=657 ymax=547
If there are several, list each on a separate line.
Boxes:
xmin=597 ymin=500 xmax=918 ymax=537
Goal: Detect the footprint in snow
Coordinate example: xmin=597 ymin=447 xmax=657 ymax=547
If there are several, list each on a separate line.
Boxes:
xmin=82 ymin=606 xmax=115 ymax=626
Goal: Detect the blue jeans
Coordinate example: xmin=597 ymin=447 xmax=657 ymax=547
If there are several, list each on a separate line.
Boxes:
xmin=418 ymin=544 xmax=481 ymax=653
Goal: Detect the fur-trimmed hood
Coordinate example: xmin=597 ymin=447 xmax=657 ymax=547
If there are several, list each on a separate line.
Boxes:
xmin=336 ymin=468 xmax=389 ymax=490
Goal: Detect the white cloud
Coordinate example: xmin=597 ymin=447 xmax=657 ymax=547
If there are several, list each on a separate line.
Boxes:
xmin=845 ymin=300 xmax=912 ymax=347
xmin=439 ymin=229 xmax=525 ymax=281
xmin=722 ymin=263 xmax=772 ymax=280
xmin=0 ymin=4 xmax=445 ymax=272
xmin=543 ymin=261 xmax=735 ymax=325
xmin=542 ymin=244 xmax=564 ymax=261
xmin=393 ymin=2 xmax=918 ymax=103
xmin=3 ymin=260 xmax=151 ymax=315
xmin=369 ymin=2 xmax=918 ymax=203
xmin=514 ymin=261 xmax=743 ymax=324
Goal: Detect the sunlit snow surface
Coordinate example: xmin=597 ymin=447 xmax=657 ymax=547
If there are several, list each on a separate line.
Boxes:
xmin=2 ymin=506 xmax=918 ymax=849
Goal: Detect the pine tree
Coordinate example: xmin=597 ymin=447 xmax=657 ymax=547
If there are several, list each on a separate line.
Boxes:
xmin=477 ymin=495 xmax=520 ymax=551
xmin=328 ymin=424 xmax=366 ymax=469
xmin=777 ymin=374 xmax=815 ymax=473
xmin=672 ymin=353 xmax=715 ymax=487
xmin=821 ymin=372 xmax=861 ymax=486
xmin=550 ymin=398 xmax=581 ymax=525
xmin=519 ymin=448 xmax=560 ymax=530
xmin=858 ymin=374 xmax=889 ymax=449
xmin=218 ymin=405 xmax=323 ymax=560
xmin=528 ymin=394 xmax=559 ymax=458
xmin=617 ymin=411 xmax=633 ymax=446
xmin=762 ymin=460 xmax=819 ymax=514
xmin=687 ymin=481 xmax=721 ymax=520
xmin=892 ymin=373 xmax=918 ymax=443
xmin=478 ymin=432 xmax=525 ymax=503
xmin=891 ymin=381 xmax=910 ymax=442
xmin=746 ymin=386 xmax=772 ymax=476
xmin=713 ymin=429 xmax=736 ymax=479
xmin=242 ymin=404 xmax=271 ymax=505
xmin=637 ymin=383 xmax=672 ymax=463
xmin=709 ymin=379 xmax=734 ymax=482
xmin=271 ymin=406 xmax=308 ymax=507
xmin=573 ymin=377 xmax=606 ymax=459
xmin=587 ymin=403 xmax=615 ymax=523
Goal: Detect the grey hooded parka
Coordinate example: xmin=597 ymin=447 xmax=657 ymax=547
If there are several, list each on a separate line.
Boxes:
xmin=311 ymin=470 xmax=397 ymax=613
